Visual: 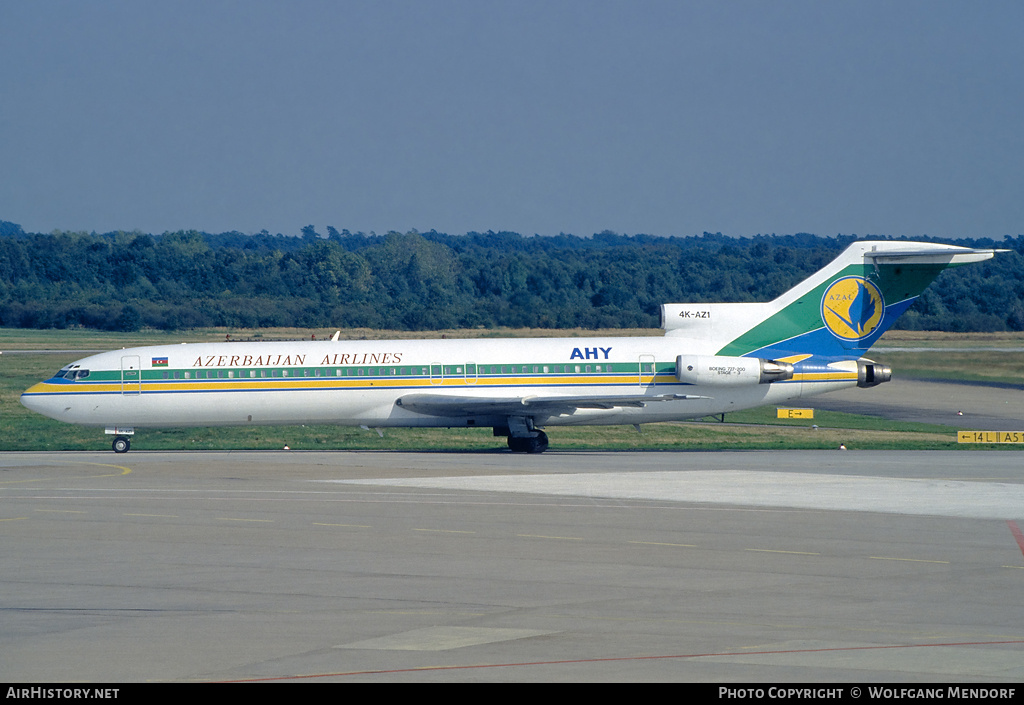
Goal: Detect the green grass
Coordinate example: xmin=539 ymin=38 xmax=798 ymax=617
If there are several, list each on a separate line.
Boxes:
xmin=873 ymin=330 xmax=1024 ymax=386
xmin=2 ymin=327 xmax=1018 ymax=452
xmin=870 ymin=350 xmax=1024 ymax=386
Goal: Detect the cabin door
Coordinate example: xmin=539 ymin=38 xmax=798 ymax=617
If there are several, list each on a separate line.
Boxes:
xmin=121 ymin=355 xmax=142 ymax=395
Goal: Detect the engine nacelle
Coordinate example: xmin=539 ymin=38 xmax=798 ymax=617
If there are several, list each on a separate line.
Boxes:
xmin=857 ymin=359 xmax=892 ymax=388
xmin=676 ymin=355 xmax=794 ymax=386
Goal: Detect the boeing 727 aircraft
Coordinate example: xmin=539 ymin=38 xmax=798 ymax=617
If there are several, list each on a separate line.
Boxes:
xmin=21 ymin=241 xmax=998 ymax=453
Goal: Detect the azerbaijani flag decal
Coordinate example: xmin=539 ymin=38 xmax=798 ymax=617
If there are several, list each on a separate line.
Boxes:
xmin=152 ymin=357 xmax=169 ymax=366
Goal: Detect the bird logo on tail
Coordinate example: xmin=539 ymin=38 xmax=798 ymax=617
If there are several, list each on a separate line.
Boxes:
xmin=821 ymin=276 xmax=885 ymax=341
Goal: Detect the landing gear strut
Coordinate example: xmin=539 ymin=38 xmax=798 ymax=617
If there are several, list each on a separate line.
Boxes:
xmin=112 ymin=436 xmax=131 ymax=454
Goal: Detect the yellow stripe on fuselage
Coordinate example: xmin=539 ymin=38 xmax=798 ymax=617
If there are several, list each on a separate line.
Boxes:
xmin=792 ymin=372 xmax=858 ymax=382
xmin=26 ymin=372 xmax=672 ymax=395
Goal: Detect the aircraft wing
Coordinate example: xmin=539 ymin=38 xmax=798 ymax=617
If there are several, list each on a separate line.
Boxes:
xmin=395 ymin=392 xmax=710 ymax=417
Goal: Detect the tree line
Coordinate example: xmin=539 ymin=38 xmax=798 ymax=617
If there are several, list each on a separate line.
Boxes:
xmin=0 ymin=220 xmax=1021 ymax=333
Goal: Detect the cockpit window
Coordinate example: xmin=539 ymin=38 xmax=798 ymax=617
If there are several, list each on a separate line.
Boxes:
xmin=54 ymin=369 xmax=89 ymax=381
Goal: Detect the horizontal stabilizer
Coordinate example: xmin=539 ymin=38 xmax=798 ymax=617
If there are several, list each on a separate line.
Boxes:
xmin=862 ymin=246 xmax=1007 ymax=265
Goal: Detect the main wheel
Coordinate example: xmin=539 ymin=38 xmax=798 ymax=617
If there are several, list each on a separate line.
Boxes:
xmin=527 ymin=430 xmax=549 ymax=454
xmin=112 ymin=436 xmax=131 ymax=454
xmin=507 ymin=436 xmax=526 ymax=452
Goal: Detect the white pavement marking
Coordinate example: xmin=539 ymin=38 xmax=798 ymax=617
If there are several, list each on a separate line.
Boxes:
xmin=333 ymin=470 xmax=1024 ymax=520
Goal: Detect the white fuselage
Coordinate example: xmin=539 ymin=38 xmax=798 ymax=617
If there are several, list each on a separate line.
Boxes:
xmin=21 ymin=336 xmax=858 ymax=430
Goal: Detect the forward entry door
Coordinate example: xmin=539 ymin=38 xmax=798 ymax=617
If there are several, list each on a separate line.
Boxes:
xmin=121 ymin=355 xmax=141 ymax=394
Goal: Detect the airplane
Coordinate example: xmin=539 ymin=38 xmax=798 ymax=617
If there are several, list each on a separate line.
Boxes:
xmin=21 ymin=240 xmax=1000 ymax=454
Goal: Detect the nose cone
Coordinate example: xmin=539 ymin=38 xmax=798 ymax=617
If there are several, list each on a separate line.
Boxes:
xmin=21 ymin=382 xmax=63 ymax=420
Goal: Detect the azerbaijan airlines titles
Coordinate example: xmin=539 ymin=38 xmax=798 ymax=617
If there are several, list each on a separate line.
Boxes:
xmin=191 ymin=350 xmax=403 ymax=368
xmin=188 ymin=346 xmax=612 ymax=369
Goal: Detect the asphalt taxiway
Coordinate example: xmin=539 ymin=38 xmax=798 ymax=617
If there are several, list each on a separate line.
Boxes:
xmin=812 ymin=377 xmax=1024 ymax=431
xmin=2 ymin=448 xmax=1023 ymax=682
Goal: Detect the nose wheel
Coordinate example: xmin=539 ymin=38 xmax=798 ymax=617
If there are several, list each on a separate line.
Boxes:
xmin=112 ymin=436 xmax=131 ymax=454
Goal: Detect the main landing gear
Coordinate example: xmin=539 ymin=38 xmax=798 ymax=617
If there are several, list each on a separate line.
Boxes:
xmin=502 ymin=416 xmax=549 ymax=454
xmin=507 ymin=430 xmax=549 ymax=454
xmin=112 ymin=436 xmax=131 ymax=454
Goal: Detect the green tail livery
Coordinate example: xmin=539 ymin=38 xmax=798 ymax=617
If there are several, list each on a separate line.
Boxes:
xmin=665 ymin=240 xmax=999 ymax=359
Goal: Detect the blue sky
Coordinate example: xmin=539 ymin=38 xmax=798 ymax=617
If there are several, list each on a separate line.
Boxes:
xmin=2 ymin=1 xmax=1022 ymax=239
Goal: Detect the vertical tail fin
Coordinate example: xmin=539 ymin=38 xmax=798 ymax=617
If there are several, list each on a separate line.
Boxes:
xmin=663 ymin=241 xmax=1000 ymax=360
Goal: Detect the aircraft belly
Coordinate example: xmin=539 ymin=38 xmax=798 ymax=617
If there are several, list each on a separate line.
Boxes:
xmin=34 ymin=388 xmax=397 ymax=428
xmin=174 ymin=388 xmax=396 ymax=427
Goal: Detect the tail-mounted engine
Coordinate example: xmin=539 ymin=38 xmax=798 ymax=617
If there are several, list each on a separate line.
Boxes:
xmin=857 ymin=359 xmax=892 ymax=388
xmin=675 ymin=355 xmax=794 ymax=386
